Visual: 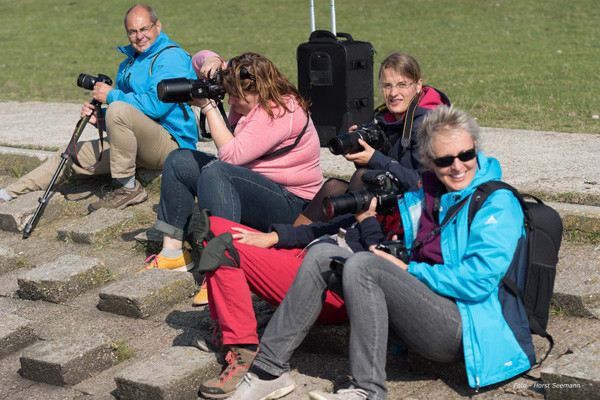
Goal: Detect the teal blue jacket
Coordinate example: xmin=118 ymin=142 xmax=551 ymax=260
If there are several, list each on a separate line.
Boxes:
xmin=107 ymin=31 xmax=198 ymax=149
xmin=399 ymin=152 xmax=534 ymax=388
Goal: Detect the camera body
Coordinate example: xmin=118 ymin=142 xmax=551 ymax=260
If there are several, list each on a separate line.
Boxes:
xmin=323 ymin=170 xmax=402 ymax=218
xmin=157 ymin=72 xmax=226 ymax=103
xmin=77 ymin=74 xmax=113 ymax=90
xmin=376 ymin=240 xmax=409 ymax=264
xmin=328 ymin=122 xmax=388 ymax=155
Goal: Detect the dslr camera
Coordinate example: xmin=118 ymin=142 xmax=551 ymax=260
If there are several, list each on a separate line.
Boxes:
xmin=323 ymin=170 xmax=402 ymax=218
xmin=77 ymin=74 xmax=113 ymax=90
xmin=328 ymin=122 xmax=388 ymax=155
xmin=376 ymin=240 xmax=410 ymax=264
xmin=157 ymin=71 xmax=226 ymax=103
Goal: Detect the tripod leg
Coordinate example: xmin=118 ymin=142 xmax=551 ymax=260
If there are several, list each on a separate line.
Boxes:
xmin=22 ymin=153 xmax=69 ymax=239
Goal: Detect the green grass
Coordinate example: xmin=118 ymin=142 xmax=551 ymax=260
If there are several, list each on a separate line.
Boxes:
xmin=1 ymin=0 xmax=599 ymax=133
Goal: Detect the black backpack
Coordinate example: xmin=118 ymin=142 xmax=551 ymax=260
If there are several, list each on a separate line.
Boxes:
xmin=468 ymin=181 xmax=563 ymax=362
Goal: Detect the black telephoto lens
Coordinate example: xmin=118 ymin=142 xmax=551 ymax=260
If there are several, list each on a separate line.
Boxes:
xmin=323 ymin=190 xmax=373 ymax=218
xmin=157 ymin=78 xmax=193 ymax=103
xmin=328 ymin=132 xmax=363 ymax=155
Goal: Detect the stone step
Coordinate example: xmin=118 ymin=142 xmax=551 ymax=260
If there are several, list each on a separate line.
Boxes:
xmin=0 ymin=244 xmax=22 ymax=274
xmin=57 ymin=208 xmax=134 ymax=244
xmin=551 ymin=202 xmax=600 ymax=238
xmin=0 ymin=312 xmax=37 ymax=359
xmin=552 ymin=243 xmax=600 ymax=318
xmin=98 ymin=269 xmax=195 ymax=319
xmin=114 ymin=345 xmax=220 ymax=400
xmin=19 ymin=332 xmax=113 ymax=386
xmin=0 ymin=190 xmax=66 ymax=233
xmin=541 ymin=340 xmax=600 ymax=400
xmin=17 ymin=254 xmax=111 ymax=303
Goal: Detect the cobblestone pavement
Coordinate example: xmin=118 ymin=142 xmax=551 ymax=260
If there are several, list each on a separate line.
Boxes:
xmin=0 ymin=101 xmax=599 ymax=399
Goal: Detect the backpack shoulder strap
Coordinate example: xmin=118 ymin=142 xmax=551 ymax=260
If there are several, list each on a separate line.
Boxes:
xmin=150 ymin=44 xmax=184 ymax=76
xmin=468 ymin=180 xmax=526 ymax=225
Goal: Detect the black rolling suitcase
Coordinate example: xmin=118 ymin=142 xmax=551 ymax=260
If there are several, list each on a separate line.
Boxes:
xmin=297 ymin=1 xmax=375 ymax=145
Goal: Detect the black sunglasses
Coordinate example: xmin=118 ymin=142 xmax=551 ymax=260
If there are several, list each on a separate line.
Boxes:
xmin=431 ymin=148 xmax=477 ymax=167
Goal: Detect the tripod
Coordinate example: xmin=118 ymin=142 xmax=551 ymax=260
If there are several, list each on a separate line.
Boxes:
xmin=22 ymin=99 xmax=104 ymax=239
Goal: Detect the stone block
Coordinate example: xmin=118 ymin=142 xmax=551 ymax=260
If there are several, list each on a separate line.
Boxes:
xmin=552 ymin=245 xmax=600 ymax=318
xmin=0 ymin=245 xmax=21 ymax=274
xmin=115 ymin=346 xmax=220 ymax=400
xmin=0 ymin=312 xmax=37 ymax=358
xmin=18 ymin=254 xmax=111 ymax=303
xmin=551 ymin=202 xmax=600 ymax=237
xmin=134 ymin=227 xmax=163 ymax=252
xmin=0 ymin=190 xmax=66 ymax=233
xmin=98 ymin=269 xmax=195 ymax=319
xmin=541 ymin=341 xmax=600 ymax=400
xmin=20 ymin=333 xmax=114 ymax=386
xmin=57 ymin=208 xmax=134 ymax=244
xmin=136 ymin=168 xmax=161 ymax=186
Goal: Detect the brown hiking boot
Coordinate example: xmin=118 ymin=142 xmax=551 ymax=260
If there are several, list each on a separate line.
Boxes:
xmin=199 ymin=345 xmax=259 ymax=399
xmin=88 ymin=179 xmax=147 ymax=212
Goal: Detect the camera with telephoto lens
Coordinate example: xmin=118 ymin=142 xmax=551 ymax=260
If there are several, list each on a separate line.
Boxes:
xmin=328 ymin=122 xmax=388 ymax=155
xmin=157 ymin=71 xmax=226 ymax=103
xmin=376 ymin=240 xmax=410 ymax=264
xmin=323 ymin=170 xmax=402 ymax=218
xmin=77 ymin=74 xmax=113 ymax=90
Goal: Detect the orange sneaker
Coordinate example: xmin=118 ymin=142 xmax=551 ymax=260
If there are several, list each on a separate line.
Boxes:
xmin=137 ymin=249 xmax=193 ymax=274
xmin=192 ymin=278 xmax=208 ymax=306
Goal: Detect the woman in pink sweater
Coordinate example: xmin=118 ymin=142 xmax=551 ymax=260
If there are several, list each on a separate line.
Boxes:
xmin=140 ymin=52 xmax=323 ymax=287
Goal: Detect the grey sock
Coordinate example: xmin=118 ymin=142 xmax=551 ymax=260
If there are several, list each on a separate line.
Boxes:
xmin=161 ymin=248 xmax=184 ymax=259
xmin=116 ymin=175 xmax=136 ymax=190
xmin=0 ymin=189 xmax=13 ymax=202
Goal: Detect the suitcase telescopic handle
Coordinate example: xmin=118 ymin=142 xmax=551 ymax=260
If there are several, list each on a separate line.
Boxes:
xmin=309 ymin=0 xmax=337 ymax=35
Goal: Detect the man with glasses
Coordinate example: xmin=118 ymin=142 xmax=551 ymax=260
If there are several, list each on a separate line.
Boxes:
xmin=0 ymin=4 xmax=198 ymax=211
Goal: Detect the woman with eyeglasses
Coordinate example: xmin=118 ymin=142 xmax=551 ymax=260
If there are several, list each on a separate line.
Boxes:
xmin=294 ymin=51 xmax=450 ymax=226
xmin=227 ymin=105 xmax=534 ymax=400
xmin=138 ymin=52 xmax=322 ymax=289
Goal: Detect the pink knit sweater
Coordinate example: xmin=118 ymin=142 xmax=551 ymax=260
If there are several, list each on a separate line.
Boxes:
xmin=192 ymin=50 xmax=323 ymax=200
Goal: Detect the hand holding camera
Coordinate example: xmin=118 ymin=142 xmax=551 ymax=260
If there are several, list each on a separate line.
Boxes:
xmin=328 ymin=122 xmax=389 ymax=156
xmin=343 ymin=138 xmax=376 ymax=166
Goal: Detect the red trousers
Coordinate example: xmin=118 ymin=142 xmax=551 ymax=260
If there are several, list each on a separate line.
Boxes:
xmin=205 ymin=216 xmax=348 ymax=345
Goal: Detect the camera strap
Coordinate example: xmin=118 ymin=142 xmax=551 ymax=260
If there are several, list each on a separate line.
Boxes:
xmin=198 ymin=101 xmax=232 ymax=139
xmin=257 ymin=113 xmax=310 ymax=160
xmin=387 ymin=92 xmax=422 ymax=158
xmin=410 ymin=193 xmax=470 ymax=254
xmin=67 ymin=102 xmax=105 ymax=170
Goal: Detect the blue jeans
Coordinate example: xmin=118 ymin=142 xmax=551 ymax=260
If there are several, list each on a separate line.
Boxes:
xmin=155 ymin=148 xmax=310 ymax=240
xmin=253 ymin=243 xmax=463 ymax=400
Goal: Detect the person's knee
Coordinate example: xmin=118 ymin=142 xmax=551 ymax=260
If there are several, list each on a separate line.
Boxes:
xmin=104 ymin=101 xmax=131 ymax=125
xmin=343 ymin=252 xmax=374 ymax=283
xmin=200 ymin=160 xmax=226 ymax=177
xmin=321 ymin=178 xmax=349 ymax=197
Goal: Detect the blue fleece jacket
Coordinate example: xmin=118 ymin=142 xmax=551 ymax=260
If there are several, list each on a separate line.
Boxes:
xmin=106 ymin=31 xmax=198 ymax=149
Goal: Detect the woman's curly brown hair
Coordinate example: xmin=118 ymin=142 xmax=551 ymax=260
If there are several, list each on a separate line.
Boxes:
xmin=221 ymin=52 xmax=310 ymax=119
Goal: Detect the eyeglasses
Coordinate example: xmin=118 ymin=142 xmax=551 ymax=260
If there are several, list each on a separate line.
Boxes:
xmin=431 ymin=148 xmax=477 ymax=167
xmin=127 ymin=21 xmax=157 ymax=38
xmin=379 ymin=79 xmax=417 ymax=92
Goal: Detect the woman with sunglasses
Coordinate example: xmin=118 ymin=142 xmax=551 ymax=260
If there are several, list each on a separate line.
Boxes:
xmin=294 ymin=51 xmax=450 ymax=226
xmin=228 ymin=105 xmax=534 ymax=400
xmin=138 ymin=52 xmax=322 ymax=289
